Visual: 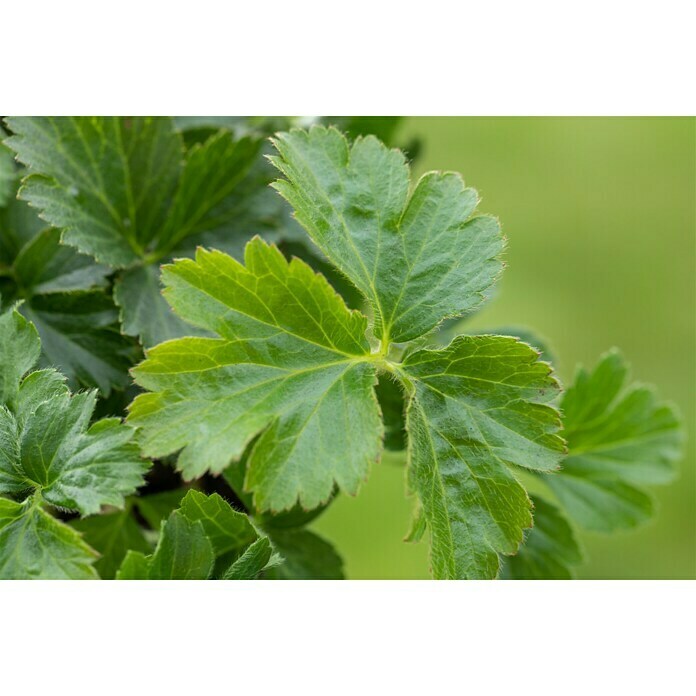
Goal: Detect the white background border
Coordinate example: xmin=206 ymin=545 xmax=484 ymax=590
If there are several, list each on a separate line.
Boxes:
xmin=1 ymin=2 xmax=694 ymax=693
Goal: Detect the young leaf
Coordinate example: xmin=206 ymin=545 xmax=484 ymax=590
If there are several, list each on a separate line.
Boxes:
xmin=222 ymin=536 xmax=273 ymax=579
xmin=269 ymin=126 xmax=503 ymax=343
xmin=0 ymin=497 xmax=98 ymax=579
xmin=545 ymin=351 xmax=683 ymax=531
xmin=402 ymin=336 xmax=565 ymax=579
xmin=147 ymin=512 xmax=215 ymax=580
xmin=500 ymin=496 xmax=582 ymax=580
xmin=72 ymin=507 xmax=151 ymax=579
xmin=128 ymin=238 xmax=383 ymax=512
xmin=178 ymin=490 xmax=257 ymax=555
xmin=116 ymin=550 xmax=150 ymax=580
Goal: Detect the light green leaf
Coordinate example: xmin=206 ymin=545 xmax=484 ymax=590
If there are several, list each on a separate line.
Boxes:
xmin=115 ymin=550 xmax=149 ymax=579
xmin=269 ymin=126 xmax=503 ymax=343
xmin=264 ymin=529 xmax=344 ymax=580
xmin=128 ymin=238 xmax=382 ymax=513
xmin=402 ymin=335 xmax=565 ymax=579
xmin=222 ymin=536 xmax=272 ymax=579
xmin=147 ymin=511 xmax=215 ymax=580
xmin=501 ymin=496 xmax=582 ymax=580
xmin=72 ymin=507 xmax=151 ymax=579
xmin=178 ymin=490 xmax=256 ymax=556
xmin=545 ymin=350 xmax=683 ymax=531
xmin=0 ymin=497 xmax=98 ymax=579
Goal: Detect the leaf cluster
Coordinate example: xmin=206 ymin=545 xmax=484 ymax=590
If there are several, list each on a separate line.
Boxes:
xmin=0 ymin=117 xmax=683 ymax=579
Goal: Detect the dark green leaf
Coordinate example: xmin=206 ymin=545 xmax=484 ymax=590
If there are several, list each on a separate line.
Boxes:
xmin=501 ymin=496 xmax=582 ymax=580
xmin=72 ymin=507 xmax=150 ymax=579
xmin=265 ymin=529 xmax=344 ymax=580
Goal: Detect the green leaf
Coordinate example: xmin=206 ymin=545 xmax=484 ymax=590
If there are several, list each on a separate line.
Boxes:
xmin=72 ymin=507 xmax=151 ymax=579
xmin=20 ymin=292 xmax=139 ymax=394
xmin=501 ymin=496 xmax=582 ymax=580
xmin=114 ymin=264 xmax=209 ymax=348
xmin=545 ymin=350 xmax=683 ymax=531
xmin=128 ymin=238 xmax=383 ymax=512
xmin=269 ymin=126 xmax=503 ymax=343
xmin=146 ymin=511 xmax=215 ymax=579
xmin=0 ymin=309 xmax=40 ymax=406
xmin=0 ymin=195 xmax=136 ymax=394
xmin=0 ymin=310 xmax=149 ymax=515
xmin=178 ymin=490 xmax=257 ymax=556
xmin=134 ymin=488 xmax=188 ymax=530
xmin=115 ymin=550 xmax=149 ymax=579
xmin=402 ymin=335 xmax=565 ymax=579
xmin=5 ymin=116 xmax=183 ymax=267
xmin=11 ymin=226 xmax=110 ymax=295
xmin=375 ymin=374 xmax=406 ymax=451
xmin=222 ymin=536 xmax=272 ymax=579
xmin=0 ymin=139 xmax=17 ymax=207
xmin=5 ymin=390 xmax=147 ymax=515
xmin=264 ymin=529 xmax=344 ymax=579
xmin=5 ymin=118 xmax=263 ymax=348
xmin=0 ymin=497 xmax=98 ymax=579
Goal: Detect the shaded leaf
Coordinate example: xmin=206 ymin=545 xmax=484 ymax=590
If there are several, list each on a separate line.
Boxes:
xmin=265 ymin=529 xmax=344 ymax=580
xmin=501 ymin=496 xmax=582 ymax=580
xmin=72 ymin=507 xmax=150 ymax=579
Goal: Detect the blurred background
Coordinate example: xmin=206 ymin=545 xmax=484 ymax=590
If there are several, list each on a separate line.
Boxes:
xmin=312 ymin=117 xmax=695 ymax=579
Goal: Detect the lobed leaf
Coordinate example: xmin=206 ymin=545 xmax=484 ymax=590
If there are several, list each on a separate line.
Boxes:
xmin=501 ymin=496 xmax=582 ymax=580
xmin=269 ymin=126 xmax=503 ymax=343
xmin=0 ymin=497 xmax=98 ymax=579
xmin=403 ymin=335 xmax=565 ymax=578
xmin=129 ymin=238 xmax=383 ymax=512
xmin=545 ymin=350 xmax=683 ymax=531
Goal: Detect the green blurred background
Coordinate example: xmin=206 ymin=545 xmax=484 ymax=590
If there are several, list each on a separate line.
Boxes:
xmin=312 ymin=117 xmax=695 ymax=579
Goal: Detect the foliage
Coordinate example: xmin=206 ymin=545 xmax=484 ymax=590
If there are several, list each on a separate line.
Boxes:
xmin=0 ymin=117 xmax=683 ymax=579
